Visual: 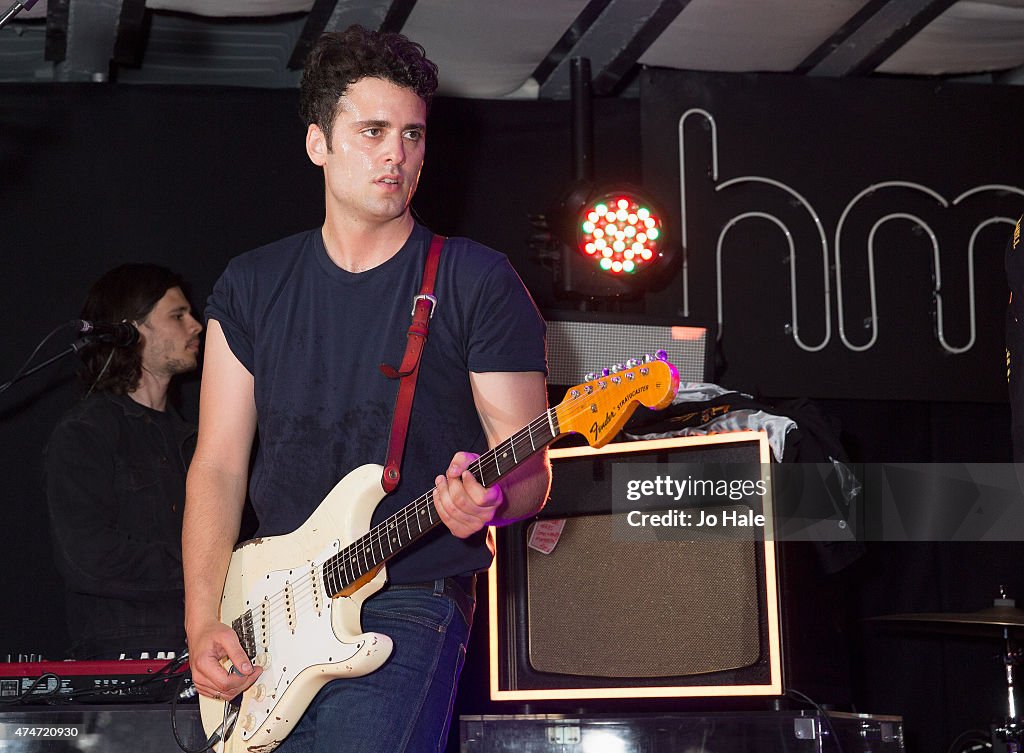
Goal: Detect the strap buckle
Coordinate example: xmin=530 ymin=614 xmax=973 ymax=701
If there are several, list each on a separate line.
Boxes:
xmin=412 ymin=293 xmax=437 ymax=318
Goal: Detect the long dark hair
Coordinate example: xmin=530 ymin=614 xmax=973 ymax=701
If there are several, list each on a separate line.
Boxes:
xmin=78 ymin=263 xmax=187 ymax=395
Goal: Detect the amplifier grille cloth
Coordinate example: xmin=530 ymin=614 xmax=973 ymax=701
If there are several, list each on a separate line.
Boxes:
xmin=546 ymin=320 xmax=708 ymax=386
xmin=526 ymin=514 xmax=760 ymax=677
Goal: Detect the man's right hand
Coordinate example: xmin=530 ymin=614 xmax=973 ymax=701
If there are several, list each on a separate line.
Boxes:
xmin=187 ymin=620 xmax=262 ymax=701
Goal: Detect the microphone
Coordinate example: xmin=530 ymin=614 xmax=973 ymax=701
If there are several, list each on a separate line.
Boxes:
xmin=73 ymin=319 xmax=140 ymax=347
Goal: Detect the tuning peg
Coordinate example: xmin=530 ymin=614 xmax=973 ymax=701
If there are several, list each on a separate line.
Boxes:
xmin=584 ymin=372 xmax=598 ymax=381
xmin=601 ymin=367 xmax=611 ymax=377
xmin=625 ymin=358 xmax=640 ymax=369
xmin=655 ymin=349 xmax=668 ymax=361
xmin=612 ymin=363 xmax=625 ymax=373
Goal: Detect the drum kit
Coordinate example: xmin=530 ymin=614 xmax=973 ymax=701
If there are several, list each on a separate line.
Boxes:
xmin=872 ymin=588 xmax=1024 ymax=752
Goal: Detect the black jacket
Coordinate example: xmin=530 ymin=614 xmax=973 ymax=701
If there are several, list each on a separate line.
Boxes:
xmin=44 ymin=391 xmax=195 ymax=659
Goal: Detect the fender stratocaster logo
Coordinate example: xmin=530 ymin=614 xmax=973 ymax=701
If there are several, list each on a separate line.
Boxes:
xmin=587 ymin=384 xmax=649 ymax=443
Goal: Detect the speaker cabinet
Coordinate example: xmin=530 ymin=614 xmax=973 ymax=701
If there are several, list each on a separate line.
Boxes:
xmin=488 ymin=433 xmax=782 ymax=700
xmin=543 ymin=311 xmax=714 ymax=386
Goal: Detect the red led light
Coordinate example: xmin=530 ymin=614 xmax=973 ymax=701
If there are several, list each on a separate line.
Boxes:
xmin=576 ymin=191 xmax=663 ymax=276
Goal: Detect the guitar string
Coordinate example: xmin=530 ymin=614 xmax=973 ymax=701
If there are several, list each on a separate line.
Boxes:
xmin=235 ymin=367 xmax=668 ymax=637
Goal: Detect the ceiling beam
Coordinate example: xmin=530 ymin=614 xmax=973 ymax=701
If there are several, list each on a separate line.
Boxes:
xmin=112 ymin=0 xmax=147 ymax=68
xmin=53 ymin=0 xmax=125 ymax=82
xmin=379 ymin=0 xmax=416 ymax=33
xmin=44 ymin=0 xmax=68 ymax=63
xmin=800 ymin=0 xmax=958 ymax=77
xmin=289 ymin=0 xmax=413 ymax=70
xmin=288 ymin=0 xmax=337 ymax=69
xmin=538 ymin=0 xmax=691 ymax=99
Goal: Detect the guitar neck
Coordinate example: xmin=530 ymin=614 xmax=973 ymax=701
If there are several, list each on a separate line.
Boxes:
xmin=323 ymin=407 xmax=561 ymax=594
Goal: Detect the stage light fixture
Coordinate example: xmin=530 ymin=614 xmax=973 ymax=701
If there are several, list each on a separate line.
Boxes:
xmin=554 ymin=184 xmax=673 ymax=298
xmin=576 ymin=190 xmax=665 ymax=277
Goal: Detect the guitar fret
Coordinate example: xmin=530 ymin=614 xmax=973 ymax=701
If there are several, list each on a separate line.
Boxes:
xmin=358 ymin=538 xmax=370 ymax=579
xmin=339 ymin=551 xmax=351 ymax=590
xmin=363 ymin=534 xmax=374 ymax=570
xmin=347 ymin=548 xmax=358 ymax=587
xmin=322 ymin=562 xmax=333 ymax=596
xmin=387 ymin=517 xmax=399 ymax=555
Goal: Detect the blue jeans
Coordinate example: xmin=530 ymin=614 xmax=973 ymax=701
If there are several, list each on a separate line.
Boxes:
xmin=275 ymin=576 xmax=475 ymax=753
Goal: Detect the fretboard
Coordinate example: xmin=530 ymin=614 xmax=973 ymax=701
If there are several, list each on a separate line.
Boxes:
xmin=321 ymin=406 xmax=560 ymax=597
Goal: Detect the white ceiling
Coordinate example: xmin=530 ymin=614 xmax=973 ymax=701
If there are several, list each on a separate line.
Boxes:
xmin=5 ymin=0 xmax=1024 ymax=95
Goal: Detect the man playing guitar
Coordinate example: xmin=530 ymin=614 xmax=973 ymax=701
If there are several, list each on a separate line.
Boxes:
xmin=182 ymin=24 xmax=551 ymax=753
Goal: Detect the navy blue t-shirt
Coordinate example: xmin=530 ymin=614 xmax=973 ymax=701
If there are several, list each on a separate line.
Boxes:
xmin=207 ymin=223 xmax=547 ymax=582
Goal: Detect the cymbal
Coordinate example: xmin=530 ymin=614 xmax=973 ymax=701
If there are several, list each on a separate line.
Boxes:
xmin=869 ymin=605 xmax=1024 ymax=634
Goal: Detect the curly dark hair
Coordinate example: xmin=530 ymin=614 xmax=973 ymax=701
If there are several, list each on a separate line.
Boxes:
xmin=299 ymin=24 xmax=439 ymax=146
xmin=78 ymin=263 xmax=187 ymax=395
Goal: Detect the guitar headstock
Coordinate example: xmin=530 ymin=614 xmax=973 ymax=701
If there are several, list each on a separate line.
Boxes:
xmin=554 ymin=352 xmax=680 ymax=449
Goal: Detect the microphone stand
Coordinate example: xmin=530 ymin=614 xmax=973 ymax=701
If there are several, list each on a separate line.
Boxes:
xmin=0 ymin=339 xmax=95 ymax=395
xmin=0 ymin=321 xmax=103 ymax=396
xmin=0 ymin=0 xmax=40 ymax=31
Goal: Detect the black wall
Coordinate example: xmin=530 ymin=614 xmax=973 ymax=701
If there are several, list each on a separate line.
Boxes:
xmin=0 ymin=79 xmax=1018 ymax=753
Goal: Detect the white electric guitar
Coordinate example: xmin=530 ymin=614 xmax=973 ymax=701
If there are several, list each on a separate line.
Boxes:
xmin=198 ymin=355 xmax=680 ymax=752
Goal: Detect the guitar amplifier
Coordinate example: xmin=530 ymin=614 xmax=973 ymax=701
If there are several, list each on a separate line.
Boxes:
xmin=488 ymin=432 xmax=781 ymax=701
xmin=543 ymin=311 xmax=714 ymax=386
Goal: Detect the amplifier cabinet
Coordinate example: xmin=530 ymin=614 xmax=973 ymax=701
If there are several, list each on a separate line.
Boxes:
xmin=488 ymin=432 xmax=781 ymax=701
xmin=543 ymin=311 xmax=713 ymax=386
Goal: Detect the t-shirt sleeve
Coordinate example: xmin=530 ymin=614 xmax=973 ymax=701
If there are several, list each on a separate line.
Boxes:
xmin=465 ymin=257 xmax=547 ymax=375
xmin=206 ymin=258 xmax=255 ymax=373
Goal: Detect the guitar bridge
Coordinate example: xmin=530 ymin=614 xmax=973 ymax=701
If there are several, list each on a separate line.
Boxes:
xmin=232 ymin=611 xmax=258 ymax=661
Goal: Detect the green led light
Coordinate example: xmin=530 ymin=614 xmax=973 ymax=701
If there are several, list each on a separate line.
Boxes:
xmin=599 ymin=257 xmax=612 ymax=271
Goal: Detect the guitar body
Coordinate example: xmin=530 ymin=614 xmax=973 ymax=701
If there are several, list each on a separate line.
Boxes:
xmin=198 ymin=463 xmax=393 ymax=753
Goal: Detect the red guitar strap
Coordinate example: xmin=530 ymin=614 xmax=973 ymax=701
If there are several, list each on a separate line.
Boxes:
xmin=379 ymin=234 xmax=445 ymax=493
